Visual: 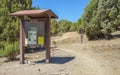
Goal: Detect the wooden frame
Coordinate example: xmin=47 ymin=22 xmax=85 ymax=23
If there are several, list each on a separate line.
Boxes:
xmin=10 ymin=10 xmax=58 ymax=64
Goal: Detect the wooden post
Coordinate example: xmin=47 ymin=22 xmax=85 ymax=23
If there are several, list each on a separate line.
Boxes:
xmin=80 ymin=29 xmax=84 ymax=44
xmin=19 ymin=16 xmax=25 ymax=64
xmin=45 ymin=14 xmax=51 ymax=64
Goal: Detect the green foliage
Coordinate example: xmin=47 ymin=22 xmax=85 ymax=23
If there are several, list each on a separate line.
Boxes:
xmin=0 ymin=0 xmax=38 ymax=43
xmin=52 ymin=41 xmax=57 ymax=47
xmin=0 ymin=49 xmax=4 ymax=57
xmin=70 ymin=22 xmax=81 ymax=32
xmin=81 ymin=0 xmax=120 ymax=40
xmin=19 ymin=0 xmax=32 ymax=10
xmin=51 ymin=19 xmax=58 ymax=36
xmin=51 ymin=19 xmax=82 ymax=36
xmin=0 ymin=0 xmax=39 ymax=60
xmin=0 ymin=41 xmax=19 ymax=60
xmin=0 ymin=42 xmax=4 ymax=49
xmin=77 ymin=18 xmax=82 ymax=30
xmin=0 ymin=42 xmax=9 ymax=57
xmin=58 ymin=20 xmax=72 ymax=33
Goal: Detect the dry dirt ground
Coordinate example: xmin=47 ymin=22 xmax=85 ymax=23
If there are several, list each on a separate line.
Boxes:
xmin=0 ymin=32 xmax=120 ymax=75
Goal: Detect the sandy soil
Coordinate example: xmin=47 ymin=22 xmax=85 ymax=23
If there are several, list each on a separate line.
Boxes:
xmin=0 ymin=32 xmax=120 ymax=75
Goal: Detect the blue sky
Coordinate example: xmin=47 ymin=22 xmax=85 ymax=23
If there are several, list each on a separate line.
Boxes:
xmin=32 ymin=0 xmax=90 ymax=22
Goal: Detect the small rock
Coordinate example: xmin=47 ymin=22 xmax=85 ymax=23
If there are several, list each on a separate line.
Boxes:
xmin=61 ymin=73 xmax=68 ymax=75
xmin=50 ymin=73 xmax=60 ymax=75
xmin=25 ymin=60 xmax=36 ymax=65
xmin=59 ymin=67 xmax=65 ymax=72
xmin=101 ymin=65 xmax=104 ymax=67
xmin=51 ymin=53 xmax=55 ymax=56
xmin=38 ymin=69 xmax=41 ymax=71
xmin=35 ymin=56 xmax=39 ymax=59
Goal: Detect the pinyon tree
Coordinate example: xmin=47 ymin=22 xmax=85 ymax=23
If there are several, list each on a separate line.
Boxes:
xmin=0 ymin=0 xmax=33 ymax=43
xmin=82 ymin=0 xmax=120 ymax=40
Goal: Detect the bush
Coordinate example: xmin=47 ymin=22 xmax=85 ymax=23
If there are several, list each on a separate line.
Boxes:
xmin=81 ymin=0 xmax=120 ymax=40
xmin=0 ymin=49 xmax=4 ymax=57
xmin=52 ymin=41 xmax=57 ymax=47
xmin=0 ymin=42 xmax=8 ymax=57
xmin=0 ymin=42 xmax=5 ymax=50
xmin=1 ymin=41 xmax=19 ymax=61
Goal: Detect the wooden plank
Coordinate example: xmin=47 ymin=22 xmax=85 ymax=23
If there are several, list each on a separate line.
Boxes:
xmin=19 ymin=16 xmax=25 ymax=64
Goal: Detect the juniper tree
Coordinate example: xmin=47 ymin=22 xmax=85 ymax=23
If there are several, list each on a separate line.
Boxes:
xmin=0 ymin=0 xmax=33 ymax=43
xmin=82 ymin=0 xmax=120 ymax=40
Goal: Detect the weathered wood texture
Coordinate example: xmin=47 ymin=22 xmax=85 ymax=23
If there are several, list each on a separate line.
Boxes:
xmin=19 ymin=16 xmax=25 ymax=64
xmin=10 ymin=10 xmax=57 ymax=64
xmin=45 ymin=14 xmax=51 ymax=64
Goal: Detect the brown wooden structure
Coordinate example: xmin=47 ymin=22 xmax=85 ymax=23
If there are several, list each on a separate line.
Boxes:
xmin=10 ymin=9 xmax=58 ymax=64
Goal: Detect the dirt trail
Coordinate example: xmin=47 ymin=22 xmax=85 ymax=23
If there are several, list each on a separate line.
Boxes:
xmin=0 ymin=31 xmax=120 ymax=75
xmin=61 ymin=49 xmax=109 ymax=75
xmin=0 ymin=43 xmax=119 ymax=75
xmin=57 ymin=43 xmax=120 ymax=75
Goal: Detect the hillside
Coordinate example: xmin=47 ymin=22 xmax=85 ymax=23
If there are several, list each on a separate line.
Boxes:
xmin=0 ymin=31 xmax=120 ymax=75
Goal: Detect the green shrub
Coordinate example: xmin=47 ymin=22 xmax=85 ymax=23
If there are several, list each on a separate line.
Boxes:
xmin=81 ymin=0 xmax=120 ymax=40
xmin=0 ymin=42 xmax=5 ymax=50
xmin=0 ymin=42 xmax=8 ymax=57
xmin=1 ymin=41 xmax=19 ymax=61
xmin=52 ymin=41 xmax=57 ymax=47
xmin=0 ymin=49 xmax=4 ymax=57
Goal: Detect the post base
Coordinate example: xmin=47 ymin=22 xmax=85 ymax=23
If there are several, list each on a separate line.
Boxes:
xmin=45 ymin=59 xmax=50 ymax=64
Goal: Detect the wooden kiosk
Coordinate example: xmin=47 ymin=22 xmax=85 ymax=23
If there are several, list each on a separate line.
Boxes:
xmin=10 ymin=9 xmax=58 ymax=64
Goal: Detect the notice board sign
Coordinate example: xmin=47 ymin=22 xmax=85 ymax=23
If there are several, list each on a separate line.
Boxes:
xmin=38 ymin=36 xmax=44 ymax=45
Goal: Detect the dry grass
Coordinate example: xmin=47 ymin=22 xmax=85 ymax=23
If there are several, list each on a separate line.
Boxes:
xmin=51 ymin=32 xmax=88 ymax=44
xmin=52 ymin=31 xmax=120 ymax=51
xmin=83 ymin=38 xmax=120 ymax=51
xmin=0 ymin=31 xmax=120 ymax=75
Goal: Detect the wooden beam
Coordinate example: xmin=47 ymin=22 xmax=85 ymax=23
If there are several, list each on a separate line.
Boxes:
xmin=19 ymin=16 xmax=25 ymax=64
xmin=45 ymin=14 xmax=51 ymax=64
